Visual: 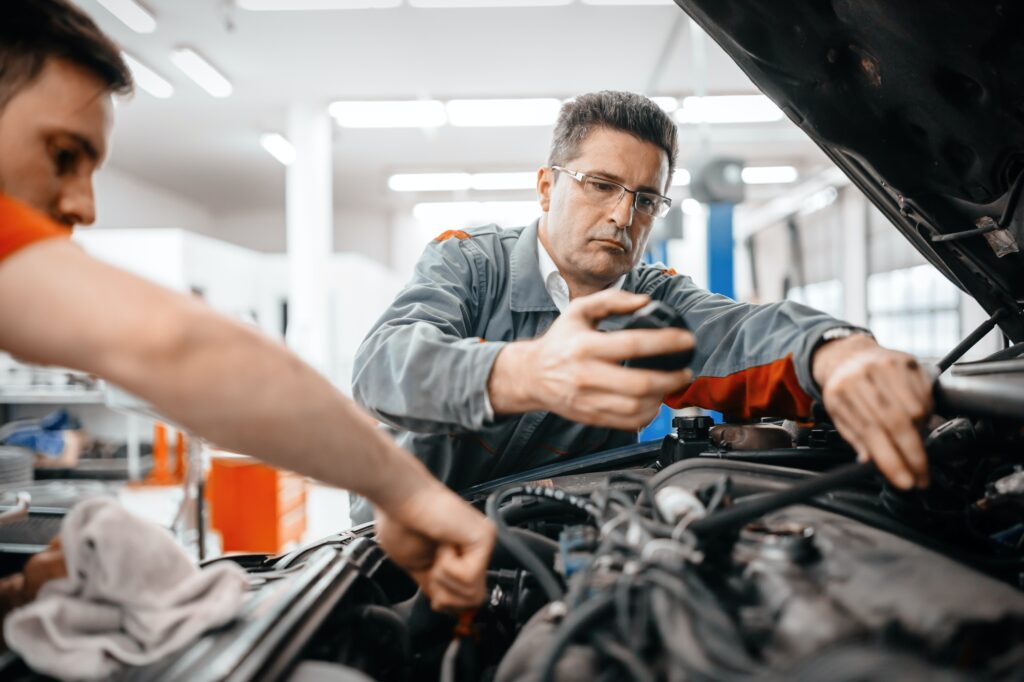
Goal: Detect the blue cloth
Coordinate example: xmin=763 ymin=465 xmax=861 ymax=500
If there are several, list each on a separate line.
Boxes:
xmin=2 ymin=409 xmax=79 ymax=457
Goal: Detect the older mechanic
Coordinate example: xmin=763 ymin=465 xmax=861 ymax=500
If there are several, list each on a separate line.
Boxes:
xmin=0 ymin=0 xmax=493 ymax=613
xmin=353 ymin=90 xmax=934 ymax=518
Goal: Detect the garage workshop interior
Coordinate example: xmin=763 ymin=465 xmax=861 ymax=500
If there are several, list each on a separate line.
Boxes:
xmin=0 ymin=1 xmax=1022 ymax=680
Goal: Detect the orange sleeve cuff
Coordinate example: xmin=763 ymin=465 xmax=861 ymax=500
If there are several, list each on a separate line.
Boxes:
xmin=0 ymin=194 xmax=70 ymax=262
xmin=664 ymin=353 xmax=814 ymax=421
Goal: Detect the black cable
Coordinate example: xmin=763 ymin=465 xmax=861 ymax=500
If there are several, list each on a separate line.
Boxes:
xmin=687 ymin=461 xmax=877 ymax=538
xmin=537 ymin=591 xmax=616 ymax=682
xmin=593 ymin=632 xmax=656 ymax=682
xmin=486 ymin=486 xmax=590 ymax=602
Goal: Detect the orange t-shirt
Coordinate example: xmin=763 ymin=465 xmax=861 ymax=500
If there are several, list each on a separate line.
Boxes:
xmin=0 ymin=194 xmax=70 ymax=261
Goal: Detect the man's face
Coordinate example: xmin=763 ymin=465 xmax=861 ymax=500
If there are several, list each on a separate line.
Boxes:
xmin=0 ymin=58 xmax=114 ymax=228
xmin=537 ymin=126 xmax=669 ymax=289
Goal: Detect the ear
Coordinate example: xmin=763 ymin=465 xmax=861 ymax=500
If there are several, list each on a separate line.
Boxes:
xmin=537 ymin=167 xmax=554 ymax=212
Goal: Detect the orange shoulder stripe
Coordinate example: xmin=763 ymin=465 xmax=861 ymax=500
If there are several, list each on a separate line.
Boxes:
xmin=434 ymin=229 xmax=471 ymax=242
xmin=0 ymin=194 xmax=70 ymax=261
xmin=664 ymin=353 xmax=813 ymax=420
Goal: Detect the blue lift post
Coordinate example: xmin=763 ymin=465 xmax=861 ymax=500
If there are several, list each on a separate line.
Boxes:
xmin=639 ymin=201 xmax=734 ymax=439
xmin=703 ymin=202 xmax=736 ymax=424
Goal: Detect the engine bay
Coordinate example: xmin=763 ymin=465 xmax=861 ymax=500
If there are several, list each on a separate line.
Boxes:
xmin=283 ymin=409 xmax=1024 ymax=682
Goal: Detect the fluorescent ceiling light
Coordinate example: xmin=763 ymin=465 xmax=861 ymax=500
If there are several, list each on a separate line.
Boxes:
xmin=742 ymin=166 xmax=799 ymax=184
xmin=681 ymin=198 xmax=703 ymax=215
xmin=238 ymin=0 xmax=399 ymax=8
xmin=470 ymin=172 xmax=537 ymax=190
xmin=676 ymin=95 xmax=784 ymax=124
xmin=671 ymin=169 xmax=691 ymax=186
xmin=170 ymin=48 xmax=232 ymax=98
xmin=389 ymin=173 xmax=472 ymax=192
xmin=260 ymin=133 xmax=296 ymax=166
xmin=410 ymin=0 xmax=571 ymax=7
xmin=446 ymin=98 xmax=562 ymax=127
xmin=388 ymin=171 xmax=538 ymax=191
xmin=413 ymin=201 xmax=540 ymax=226
xmin=651 ymin=96 xmax=678 ymax=113
xmin=330 ymin=100 xmax=446 ymax=128
xmin=121 ymin=52 xmax=173 ymax=99
xmin=95 ymin=0 xmax=156 ymax=33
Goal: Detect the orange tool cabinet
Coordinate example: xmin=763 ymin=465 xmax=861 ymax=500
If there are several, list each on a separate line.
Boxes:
xmin=207 ymin=455 xmax=307 ymax=554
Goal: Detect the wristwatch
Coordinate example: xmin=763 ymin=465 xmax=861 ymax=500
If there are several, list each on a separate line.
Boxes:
xmin=820 ymin=326 xmax=873 ymax=343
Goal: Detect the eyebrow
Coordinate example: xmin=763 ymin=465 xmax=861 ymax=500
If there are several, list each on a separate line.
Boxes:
xmin=70 ymin=133 xmax=101 ymax=162
xmin=583 ymin=168 xmax=662 ymax=195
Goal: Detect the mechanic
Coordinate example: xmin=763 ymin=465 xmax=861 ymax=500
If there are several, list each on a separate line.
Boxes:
xmin=352 ymin=90 xmax=935 ymax=521
xmin=0 ymin=0 xmax=493 ymax=613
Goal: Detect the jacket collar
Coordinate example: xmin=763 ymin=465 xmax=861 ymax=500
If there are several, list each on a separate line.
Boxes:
xmin=509 ymin=220 xmax=559 ymax=312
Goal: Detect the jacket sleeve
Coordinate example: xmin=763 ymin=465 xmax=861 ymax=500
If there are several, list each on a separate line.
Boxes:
xmin=648 ymin=273 xmax=856 ymax=420
xmin=352 ymin=234 xmax=507 ymax=433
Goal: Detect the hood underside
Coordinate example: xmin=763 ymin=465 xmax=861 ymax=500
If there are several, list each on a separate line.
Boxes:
xmin=675 ymin=0 xmax=1024 ymax=342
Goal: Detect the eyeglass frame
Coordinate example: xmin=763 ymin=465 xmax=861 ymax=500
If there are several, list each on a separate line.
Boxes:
xmin=550 ymin=165 xmax=673 ymax=219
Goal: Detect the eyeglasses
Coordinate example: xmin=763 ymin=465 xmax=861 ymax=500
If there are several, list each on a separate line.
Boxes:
xmin=551 ymin=166 xmax=672 ymax=219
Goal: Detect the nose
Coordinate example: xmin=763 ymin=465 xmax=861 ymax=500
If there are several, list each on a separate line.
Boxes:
xmin=55 ymin=174 xmax=96 ymax=227
xmin=609 ymin=190 xmax=635 ymax=229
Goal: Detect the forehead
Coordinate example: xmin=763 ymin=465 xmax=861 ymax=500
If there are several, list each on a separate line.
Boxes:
xmin=570 ymin=127 xmax=669 ymax=186
xmin=1 ymin=58 xmax=114 ymax=162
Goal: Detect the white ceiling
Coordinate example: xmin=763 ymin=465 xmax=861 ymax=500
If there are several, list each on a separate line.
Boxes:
xmin=77 ymin=0 xmax=829 ymax=217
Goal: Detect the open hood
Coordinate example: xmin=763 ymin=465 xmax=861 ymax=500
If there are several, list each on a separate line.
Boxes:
xmin=675 ymin=0 xmax=1024 ymax=342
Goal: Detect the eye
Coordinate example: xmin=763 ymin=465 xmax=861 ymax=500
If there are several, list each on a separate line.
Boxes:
xmin=53 ymin=147 xmax=78 ymax=175
xmin=589 ymin=180 xmax=618 ymax=193
xmin=637 ymin=194 xmax=656 ymax=209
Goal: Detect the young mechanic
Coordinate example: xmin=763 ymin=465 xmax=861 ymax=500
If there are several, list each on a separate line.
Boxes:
xmin=0 ymin=0 xmax=494 ymax=613
xmin=352 ymin=91 xmax=935 ymax=520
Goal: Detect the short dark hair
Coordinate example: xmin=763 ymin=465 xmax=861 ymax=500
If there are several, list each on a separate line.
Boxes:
xmin=548 ymin=91 xmax=678 ymax=190
xmin=0 ymin=0 xmax=133 ymax=109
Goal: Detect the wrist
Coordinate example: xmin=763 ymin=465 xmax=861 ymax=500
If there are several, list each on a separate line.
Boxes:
xmin=812 ymin=331 xmax=877 ymax=388
xmin=488 ymin=340 xmax=541 ymax=415
xmin=359 ymin=437 xmax=444 ymax=513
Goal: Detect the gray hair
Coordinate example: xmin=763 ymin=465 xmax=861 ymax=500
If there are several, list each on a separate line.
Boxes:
xmin=548 ymin=91 xmax=678 ymax=189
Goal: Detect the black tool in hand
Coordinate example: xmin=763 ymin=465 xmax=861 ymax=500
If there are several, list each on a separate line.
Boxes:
xmin=597 ymin=301 xmax=695 ymax=371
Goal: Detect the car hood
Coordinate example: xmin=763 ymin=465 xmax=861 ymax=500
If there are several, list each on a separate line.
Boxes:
xmin=674 ymin=0 xmax=1024 ymax=342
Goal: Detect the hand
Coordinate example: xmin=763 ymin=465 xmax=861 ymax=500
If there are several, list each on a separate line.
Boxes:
xmin=813 ymin=334 xmax=934 ymax=489
xmin=20 ymin=538 xmax=67 ymax=601
xmin=374 ymin=482 xmax=495 ymax=613
xmin=489 ymin=290 xmax=694 ymax=431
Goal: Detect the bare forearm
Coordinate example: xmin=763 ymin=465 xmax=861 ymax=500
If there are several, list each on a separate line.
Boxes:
xmin=123 ymin=311 xmax=434 ymax=504
xmin=0 ymin=242 xmax=437 ymax=506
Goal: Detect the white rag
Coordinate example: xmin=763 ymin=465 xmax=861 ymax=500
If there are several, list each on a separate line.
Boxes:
xmin=3 ymin=497 xmax=248 ymax=680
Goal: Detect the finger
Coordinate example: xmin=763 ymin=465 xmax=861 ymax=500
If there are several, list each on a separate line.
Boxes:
xmin=569 ymin=391 xmax=664 ymax=431
xmin=852 ymin=380 xmax=929 ymax=486
xmin=881 ymin=369 xmax=932 ymax=425
xmin=584 ymin=328 xmax=695 ymax=363
xmin=861 ymin=423 xmax=916 ymax=490
xmin=566 ymin=290 xmax=650 ymax=323
xmin=574 ymin=361 xmax=692 ymax=397
xmin=431 ymin=544 xmax=488 ymax=602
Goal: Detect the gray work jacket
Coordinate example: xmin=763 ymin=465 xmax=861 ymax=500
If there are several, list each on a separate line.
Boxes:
xmin=352 ymin=221 xmax=849 ymax=498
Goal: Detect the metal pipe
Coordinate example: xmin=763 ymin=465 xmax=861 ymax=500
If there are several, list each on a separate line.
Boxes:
xmin=937 ymin=308 xmax=1006 ymax=372
xmin=688 ymin=461 xmax=876 ymax=538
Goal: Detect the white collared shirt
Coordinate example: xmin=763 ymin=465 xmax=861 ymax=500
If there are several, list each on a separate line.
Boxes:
xmin=483 ymin=235 xmax=629 ymax=421
xmin=537 ymin=234 xmax=627 ymax=312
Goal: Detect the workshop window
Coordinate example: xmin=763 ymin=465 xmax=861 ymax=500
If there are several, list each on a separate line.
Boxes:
xmin=787 ymin=279 xmax=844 ymax=320
xmin=867 ymin=265 xmax=960 ymax=359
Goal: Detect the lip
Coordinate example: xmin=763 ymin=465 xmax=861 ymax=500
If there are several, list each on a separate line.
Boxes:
xmin=593 ymin=238 xmax=627 ymax=252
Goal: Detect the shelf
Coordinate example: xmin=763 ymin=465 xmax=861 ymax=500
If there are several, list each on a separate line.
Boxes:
xmin=0 ymin=391 xmax=106 ymax=405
